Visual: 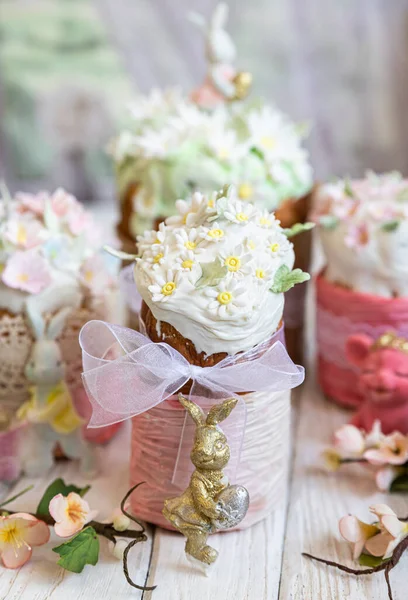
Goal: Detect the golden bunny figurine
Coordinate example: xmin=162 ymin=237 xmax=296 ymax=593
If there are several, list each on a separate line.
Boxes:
xmin=163 ymin=394 xmax=249 ymax=565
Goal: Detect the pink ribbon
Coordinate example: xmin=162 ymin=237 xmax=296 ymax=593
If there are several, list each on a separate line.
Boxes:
xmin=80 ymin=320 xmax=304 ymax=485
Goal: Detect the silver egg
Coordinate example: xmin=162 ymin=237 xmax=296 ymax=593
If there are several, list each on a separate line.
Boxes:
xmin=213 ymin=485 xmax=250 ymax=530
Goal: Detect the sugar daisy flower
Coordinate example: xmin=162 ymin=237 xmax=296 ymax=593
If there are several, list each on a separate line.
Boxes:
xmin=218 ymin=244 xmax=253 ymax=278
xmin=137 ymin=223 xmax=166 ymax=253
xmin=0 ymin=513 xmax=50 ymax=568
xmin=143 ymin=244 xmax=169 ymax=268
xmin=174 ymin=227 xmax=204 ymax=253
xmin=265 ymin=234 xmax=291 ymax=259
xmin=251 ymin=258 xmax=276 ymax=285
xmin=256 ymin=209 xmax=278 ymax=230
xmin=49 ymin=492 xmax=98 ymax=538
xmin=166 ymin=192 xmax=212 ymax=228
xmin=2 ymin=250 xmax=52 ymax=294
xmin=224 ymin=199 xmax=256 ymax=225
xmin=174 ymin=249 xmax=201 ymax=279
xmin=204 ymin=279 xmax=248 ymax=318
xmin=148 ymin=268 xmax=180 ymax=302
xmin=206 ymin=129 xmax=247 ymax=163
xmin=200 ymin=221 xmax=226 ymax=243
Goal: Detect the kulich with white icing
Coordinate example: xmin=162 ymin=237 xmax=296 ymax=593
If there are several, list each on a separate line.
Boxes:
xmin=0 ymin=188 xmax=116 ymax=316
xmin=112 ymin=89 xmax=313 ymax=238
xmin=312 ymin=172 xmax=408 ymax=297
xmin=134 ymin=185 xmax=299 ymax=357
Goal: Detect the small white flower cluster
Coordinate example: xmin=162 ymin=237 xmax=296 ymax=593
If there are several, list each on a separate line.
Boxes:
xmin=136 ymin=186 xmax=293 ymax=318
xmin=111 ymin=88 xmax=313 ymax=227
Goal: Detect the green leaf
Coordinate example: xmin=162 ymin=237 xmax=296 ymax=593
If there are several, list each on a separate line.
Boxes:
xmin=397 ymin=188 xmax=408 ymax=202
xmin=196 ymin=260 xmax=228 ymax=289
xmin=37 ymin=478 xmax=90 ymax=518
xmin=344 ymin=178 xmax=354 ymax=198
xmin=53 ymin=527 xmax=99 ymax=573
xmin=381 ymin=219 xmax=401 ymax=232
xmin=319 ymin=215 xmax=339 ymax=230
xmin=390 ymin=473 xmax=408 ymax=492
xmin=270 ymin=265 xmax=310 ymax=294
xmin=359 ymin=553 xmax=391 ymax=568
xmin=282 ymin=222 xmax=315 ymax=238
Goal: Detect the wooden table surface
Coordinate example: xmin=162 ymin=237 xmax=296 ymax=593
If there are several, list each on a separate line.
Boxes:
xmin=1 ymin=365 xmax=406 ymax=599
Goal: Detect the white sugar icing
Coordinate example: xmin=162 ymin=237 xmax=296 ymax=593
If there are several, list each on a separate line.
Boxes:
xmin=312 ymin=172 xmax=408 ymax=297
xmin=112 ymin=89 xmax=313 ymax=237
xmin=134 ymin=185 xmax=295 ymax=356
xmin=0 ymin=188 xmax=117 ymax=316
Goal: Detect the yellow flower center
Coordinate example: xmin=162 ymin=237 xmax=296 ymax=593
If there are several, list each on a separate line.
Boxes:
xmin=256 ymin=269 xmax=265 ymax=279
xmin=66 ymin=501 xmax=86 ymax=524
xmin=84 ymin=270 xmax=94 ymax=283
xmin=17 ymin=273 xmax=29 ymax=283
xmin=224 ymin=256 xmax=241 ymax=272
xmin=0 ymin=522 xmax=24 ymax=548
xmin=238 ymin=183 xmax=253 ymax=200
xmin=247 ymin=240 xmax=256 ymax=250
xmin=17 ymin=225 xmax=27 ymax=246
xmin=208 ymin=229 xmax=224 ymax=239
xmin=181 ymin=260 xmax=194 ymax=270
xmin=161 ymin=282 xmax=176 ymax=296
xmin=217 ymin=291 xmax=232 ymax=305
xmin=208 ymin=199 xmax=215 ymax=208
xmin=182 ymin=213 xmax=189 ymax=225
xmin=218 ymin=147 xmax=230 ymax=160
xmin=185 ymin=241 xmax=196 ymax=250
xmin=153 ymin=253 xmax=163 ymax=264
xmin=270 ymin=242 xmax=280 ymax=253
xmin=261 ymin=135 xmax=276 ymax=150
xmin=260 ymin=217 xmax=271 ymax=227
xmin=153 ymin=238 xmax=161 ymax=245
xmin=236 ymin=212 xmax=248 ymax=222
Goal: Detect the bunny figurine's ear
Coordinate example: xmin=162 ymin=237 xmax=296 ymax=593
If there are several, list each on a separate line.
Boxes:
xmin=188 ymin=10 xmax=206 ymax=30
xmin=25 ymin=304 xmax=45 ymax=340
xmin=211 ymin=3 xmax=229 ymax=30
xmin=206 ymin=397 xmax=237 ymax=426
xmin=178 ymin=394 xmax=206 ymax=426
xmin=46 ymin=307 xmax=72 ymax=341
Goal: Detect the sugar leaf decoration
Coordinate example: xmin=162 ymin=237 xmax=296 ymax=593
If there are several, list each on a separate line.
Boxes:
xmin=52 ymin=526 xmax=99 ymax=573
xmin=270 ymin=264 xmax=310 ymax=293
xmin=196 ymin=259 xmax=228 ymax=289
xmin=381 ymin=219 xmax=400 ymax=232
xmin=282 ymin=222 xmax=315 ymax=238
xmin=319 ymin=215 xmax=339 ymax=230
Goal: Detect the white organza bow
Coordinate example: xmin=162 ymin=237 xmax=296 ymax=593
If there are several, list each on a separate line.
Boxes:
xmin=79 ymin=320 xmax=304 ymax=486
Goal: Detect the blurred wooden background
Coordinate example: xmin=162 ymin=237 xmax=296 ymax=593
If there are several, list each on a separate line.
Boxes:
xmin=1 ymin=0 xmax=408 ymax=198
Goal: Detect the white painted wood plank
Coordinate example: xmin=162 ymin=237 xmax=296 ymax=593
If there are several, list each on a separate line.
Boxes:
xmin=279 ymin=380 xmax=407 ymax=600
xmin=0 ymin=424 xmax=153 ymax=600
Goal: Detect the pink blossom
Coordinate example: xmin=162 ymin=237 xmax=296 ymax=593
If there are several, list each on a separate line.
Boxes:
xmin=334 ymin=424 xmax=365 ymax=455
xmin=2 ymin=250 xmax=51 ymax=294
xmin=50 ymin=188 xmax=78 ymax=218
xmin=339 ymin=515 xmax=380 ymax=559
xmin=375 ymin=466 xmax=402 ymax=491
xmin=344 ymin=223 xmax=369 ymax=249
xmin=79 ymin=255 xmax=113 ymax=294
xmin=0 ymin=513 xmax=49 ymax=569
xmin=16 ymin=192 xmax=48 ymax=216
xmin=4 ymin=218 xmax=44 ymax=249
xmin=367 ymin=504 xmax=408 ymax=558
xmin=364 ymin=432 xmax=408 ymax=466
xmin=66 ymin=206 xmax=92 ymax=236
xmin=49 ymin=492 xmax=97 ymax=538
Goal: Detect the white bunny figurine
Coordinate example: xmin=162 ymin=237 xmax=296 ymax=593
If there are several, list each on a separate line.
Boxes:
xmin=190 ymin=3 xmax=252 ymax=106
xmin=17 ymin=306 xmax=96 ymax=477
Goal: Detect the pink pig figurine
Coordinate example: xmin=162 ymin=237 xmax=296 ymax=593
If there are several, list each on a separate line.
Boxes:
xmin=346 ymin=332 xmax=408 ymax=434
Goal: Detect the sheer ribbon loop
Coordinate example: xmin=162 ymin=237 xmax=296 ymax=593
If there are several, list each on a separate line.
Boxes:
xmin=80 ymin=320 xmax=304 ymax=487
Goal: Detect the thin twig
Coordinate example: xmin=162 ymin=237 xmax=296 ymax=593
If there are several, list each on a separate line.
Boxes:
xmin=384 ymin=564 xmax=393 ymax=600
xmin=123 ymin=538 xmax=157 ymax=592
xmin=120 ymin=481 xmax=146 ymax=534
xmin=0 ymin=485 xmax=34 ymax=508
xmin=301 ymin=553 xmax=383 ymax=575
